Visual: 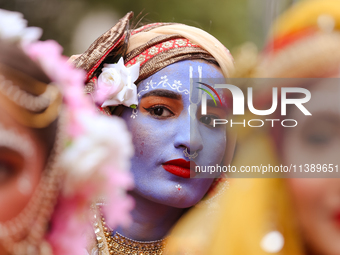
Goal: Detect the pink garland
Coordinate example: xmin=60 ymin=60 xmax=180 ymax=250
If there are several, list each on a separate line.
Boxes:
xmin=24 ymin=40 xmax=134 ymax=255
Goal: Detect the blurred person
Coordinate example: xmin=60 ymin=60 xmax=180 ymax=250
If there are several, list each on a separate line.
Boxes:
xmin=255 ymin=1 xmax=340 ymax=254
xmin=0 ymin=9 xmax=134 ymax=255
xmin=167 ymin=0 xmax=340 ymax=254
xmin=71 ymin=12 xmax=235 ymax=255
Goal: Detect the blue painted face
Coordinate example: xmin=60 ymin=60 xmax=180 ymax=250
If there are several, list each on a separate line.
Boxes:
xmin=120 ymin=60 xmax=228 ymax=208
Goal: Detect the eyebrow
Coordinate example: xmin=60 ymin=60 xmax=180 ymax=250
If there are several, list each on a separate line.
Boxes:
xmin=141 ymin=89 xmax=182 ymax=100
xmin=205 ymin=99 xmax=229 ymax=115
xmin=206 ymin=99 xmax=227 ymax=108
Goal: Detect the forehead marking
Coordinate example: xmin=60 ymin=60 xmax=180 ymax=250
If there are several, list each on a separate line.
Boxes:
xmin=137 ymin=76 xmax=189 ymax=98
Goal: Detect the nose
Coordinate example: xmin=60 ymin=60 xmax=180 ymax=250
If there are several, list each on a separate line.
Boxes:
xmin=173 ymin=111 xmax=203 ymax=156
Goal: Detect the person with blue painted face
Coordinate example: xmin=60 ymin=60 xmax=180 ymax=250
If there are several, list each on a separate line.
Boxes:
xmin=72 ymin=12 xmax=235 ymax=255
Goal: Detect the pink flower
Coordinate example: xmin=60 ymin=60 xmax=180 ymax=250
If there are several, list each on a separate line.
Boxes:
xmin=102 ymin=167 xmax=134 ymax=228
xmin=24 ymin=41 xmax=86 ymax=100
xmin=47 ymin=195 xmax=92 ymax=255
xmin=23 ymin=39 xmax=135 ymax=255
xmin=24 ymin=40 xmax=94 ymax=138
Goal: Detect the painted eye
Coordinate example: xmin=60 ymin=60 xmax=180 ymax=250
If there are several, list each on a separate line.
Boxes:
xmin=144 ymin=106 xmax=174 ymax=118
xmin=154 ymin=107 xmax=164 ymax=116
xmin=301 ymin=118 xmax=339 ymax=146
xmin=305 ymin=132 xmax=332 ymax=145
xmin=199 ymin=115 xmax=218 ymax=127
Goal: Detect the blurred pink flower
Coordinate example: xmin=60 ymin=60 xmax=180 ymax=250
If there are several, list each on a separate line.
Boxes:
xmin=47 ymin=195 xmax=91 ymax=255
xmin=102 ymin=167 xmax=134 ymax=228
xmin=24 ymin=39 xmax=135 ymax=255
xmin=24 ymin=40 xmax=94 ymax=138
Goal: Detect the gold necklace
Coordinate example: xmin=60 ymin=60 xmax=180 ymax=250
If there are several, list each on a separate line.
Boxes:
xmin=94 ymin=208 xmax=167 ymax=255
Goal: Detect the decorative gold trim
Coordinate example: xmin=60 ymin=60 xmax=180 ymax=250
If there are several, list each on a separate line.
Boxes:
xmin=0 ymin=64 xmax=62 ymax=128
xmin=85 ymin=80 xmax=96 ymax=94
xmin=0 ymin=64 xmax=47 ymax=96
xmin=108 ymin=232 xmax=166 ymax=255
xmin=0 ymin=91 xmax=62 ymax=128
xmin=0 ymin=75 xmax=59 ymax=112
xmin=91 ymin=205 xmax=167 ymax=255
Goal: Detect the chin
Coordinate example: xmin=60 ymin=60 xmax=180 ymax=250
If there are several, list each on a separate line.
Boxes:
xmin=147 ymin=188 xmax=206 ymax=208
xmin=132 ymin=177 xmax=212 ymax=209
xmin=162 ymin=197 xmax=201 ymax=208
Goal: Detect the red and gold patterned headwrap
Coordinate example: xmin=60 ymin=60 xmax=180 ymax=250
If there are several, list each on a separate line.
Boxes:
xmin=72 ymin=12 xmax=234 ymax=104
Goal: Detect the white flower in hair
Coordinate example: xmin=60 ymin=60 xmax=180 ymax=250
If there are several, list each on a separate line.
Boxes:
xmin=0 ymin=9 xmax=42 ymax=44
xmin=95 ymin=57 xmax=140 ymax=108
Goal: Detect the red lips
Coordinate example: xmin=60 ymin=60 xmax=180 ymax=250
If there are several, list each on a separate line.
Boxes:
xmin=162 ymin=159 xmax=197 ymax=178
